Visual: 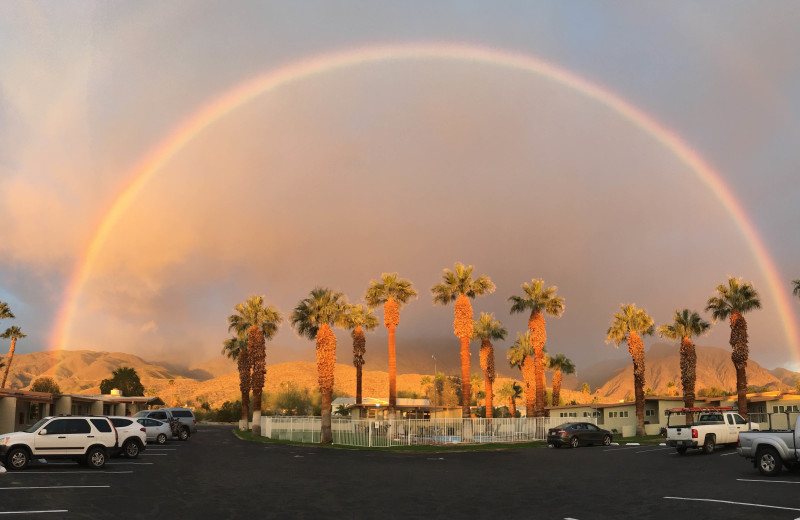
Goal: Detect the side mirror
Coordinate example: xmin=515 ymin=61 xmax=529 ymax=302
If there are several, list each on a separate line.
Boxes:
xmin=38 ymin=429 xmax=47 ymax=435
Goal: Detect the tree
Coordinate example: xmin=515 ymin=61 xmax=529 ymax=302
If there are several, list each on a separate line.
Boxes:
xmin=228 ymin=295 xmax=282 ymax=436
xmin=1 ymin=326 xmax=26 ymax=389
xmin=793 ymin=279 xmax=800 ymax=301
xmin=431 ymin=262 xmax=495 ymax=418
xmin=581 ymin=382 xmax=591 ymax=395
xmin=472 ymin=312 xmax=507 ymax=418
xmin=290 ymin=287 xmax=348 ymax=444
xmin=497 ymin=381 xmax=523 ymax=418
xmin=706 ymin=277 xmax=761 ymax=418
xmin=507 ymin=331 xmax=536 ymax=417
xmin=99 ymin=367 xmax=145 ymax=396
xmin=605 ymin=303 xmax=654 ymax=436
xmin=222 ymin=335 xmax=251 ymax=427
xmin=30 ymin=377 xmax=61 ymax=394
xmin=365 ymin=273 xmax=417 ymax=412
xmin=508 ymin=279 xmax=565 ymax=417
xmin=548 ymin=354 xmax=576 ymax=407
xmin=343 ymin=304 xmax=379 ymax=405
xmin=658 ymin=309 xmax=710 ymax=422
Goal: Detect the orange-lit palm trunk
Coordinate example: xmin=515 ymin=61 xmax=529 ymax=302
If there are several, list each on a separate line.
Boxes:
xmin=479 ymin=339 xmax=495 ymax=418
xmin=528 ymin=312 xmax=547 ymax=417
xmin=454 ymin=295 xmax=474 ymax=418
xmin=237 ymin=349 xmax=250 ymax=426
xmin=249 ymin=325 xmax=266 ymax=435
xmin=384 ymin=298 xmax=399 ymax=412
xmin=522 ymin=356 xmax=536 ymax=417
xmin=353 ymin=326 xmax=365 ymax=405
xmin=680 ymin=337 xmax=697 ymax=425
xmin=551 ymin=370 xmax=563 ymax=407
xmin=509 ymin=397 xmax=517 ymax=418
xmin=729 ymin=311 xmax=749 ymax=419
xmin=0 ymin=338 xmax=16 ymax=388
xmin=317 ymin=324 xmax=336 ymax=444
xmin=628 ymin=331 xmax=646 ymax=436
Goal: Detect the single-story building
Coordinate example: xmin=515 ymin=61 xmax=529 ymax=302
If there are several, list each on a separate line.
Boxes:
xmin=548 ymin=396 xmax=692 ymax=436
xmin=333 ymin=397 xmax=463 ymax=420
xmin=0 ymin=388 xmax=164 ymax=435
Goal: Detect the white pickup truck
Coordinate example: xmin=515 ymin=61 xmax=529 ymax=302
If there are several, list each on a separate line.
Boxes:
xmin=665 ymin=407 xmax=757 ymax=455
xmin=738 ymin=412 xmax=800 ymax=476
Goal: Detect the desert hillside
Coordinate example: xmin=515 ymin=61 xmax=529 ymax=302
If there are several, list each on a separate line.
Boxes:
xmin=1 ymin=346 xmax=797 ymax=409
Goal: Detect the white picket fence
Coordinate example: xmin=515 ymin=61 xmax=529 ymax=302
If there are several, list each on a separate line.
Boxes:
xmin=260 ymin=416 xmax=582 ymax=447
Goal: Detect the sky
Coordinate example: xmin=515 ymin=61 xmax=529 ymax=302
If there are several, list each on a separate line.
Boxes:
xmin=1 ymin=1 xmax=799 ymax=378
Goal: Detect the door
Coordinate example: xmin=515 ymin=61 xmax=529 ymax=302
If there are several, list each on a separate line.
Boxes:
xmin=33 ymin=418 xmax=91 ymax=455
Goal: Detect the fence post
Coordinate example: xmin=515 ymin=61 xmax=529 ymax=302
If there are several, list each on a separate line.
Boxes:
xmin=369 ymin=421 xmax=373 ymax=447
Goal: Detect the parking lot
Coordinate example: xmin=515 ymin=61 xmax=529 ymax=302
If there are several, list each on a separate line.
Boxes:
xmin=1 ymin=425 xmax=798 ymax=519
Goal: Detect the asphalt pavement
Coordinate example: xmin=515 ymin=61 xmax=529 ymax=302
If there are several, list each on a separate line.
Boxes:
xmin=1 ymin=425 xmax=799 ymax=519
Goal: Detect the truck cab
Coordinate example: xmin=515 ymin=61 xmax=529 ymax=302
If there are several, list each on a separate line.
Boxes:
xmin=665 ymin=407 xmax=757 ymax=455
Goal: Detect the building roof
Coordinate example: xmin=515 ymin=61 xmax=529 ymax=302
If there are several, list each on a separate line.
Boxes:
xmin=333 ymin=397 xmax=431 ymax=408
xmin=547 ymin=396 xmax=685 ymax=411
xmin=0 ymin=388 xmax=54 ymax=403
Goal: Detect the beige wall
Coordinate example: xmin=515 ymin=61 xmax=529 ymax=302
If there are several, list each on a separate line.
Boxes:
xmin=54 ymin=396 xmax=72 ymax=416
xmin=0 ymin=397 xmax=17 ymax=434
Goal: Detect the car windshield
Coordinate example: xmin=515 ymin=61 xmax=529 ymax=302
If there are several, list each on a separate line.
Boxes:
xmin=132 ymin=411 xmax=147 ymax=418
xmin=24 ymin=418 xmax=49 ymax=433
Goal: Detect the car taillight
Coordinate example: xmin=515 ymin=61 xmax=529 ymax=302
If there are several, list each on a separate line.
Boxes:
xmin=557 ymin=430 xmax=566 ymax=434
xmin=692 ymin=429 xmax=698 ymax=439
xmin=193 ymin=419 xmax=196 ymax=424
xmin=737 ymin=436 xmax=741 ymax=447
xmin=140 ymin=427 xmax=146 ymax=433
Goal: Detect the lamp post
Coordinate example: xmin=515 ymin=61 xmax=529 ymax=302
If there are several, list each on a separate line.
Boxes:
xmin=431 ymin=355 xmax=437 ymax=423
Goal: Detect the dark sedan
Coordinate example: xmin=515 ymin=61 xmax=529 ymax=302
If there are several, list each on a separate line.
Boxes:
xmin=547 ymin=422 xmax=613 ymax=448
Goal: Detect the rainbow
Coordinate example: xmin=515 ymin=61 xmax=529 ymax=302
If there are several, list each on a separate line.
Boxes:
xmin=51 ymin=42 xmax=799 ymax=357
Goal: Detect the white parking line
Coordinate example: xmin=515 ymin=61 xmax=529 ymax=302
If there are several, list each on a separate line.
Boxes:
xmin=105 ymin=462 xmax=153 ymax=465
xmin=737 ymin=479 xmax=800 ymax=485
xmin=602 ymin=445 xmax=658 ymax=452
xmin=13 ymin=471 xmax=133 ymax=474
xmin=138 ymin=453 xmax=168 ymax=456
xmin=0 ymin=510 xmax=68 ymax=515
xmin=664 ymin=496 xmax=800 ymax=512
xmin=719 ymin=452 xmax=738 ymax=456
xmin=635 ymin=447 xmax=674 ymax=454
xmin=147 ymin=448 xmax=176 ymax=450
xmin=0 ymin=485 xmax=110 ymax=490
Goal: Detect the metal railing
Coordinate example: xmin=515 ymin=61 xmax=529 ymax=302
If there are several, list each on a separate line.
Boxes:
xmin=260 ymin=416 xmax=583 ymax=447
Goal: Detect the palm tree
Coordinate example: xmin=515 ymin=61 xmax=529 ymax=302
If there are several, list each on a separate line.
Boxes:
xmin=472 ymin=312 xmax=507 ymax=419
xmin=508 ymin=279 xmax=565 ymax=417
xmin=431 ymin=262 xmax=495 ymax=418
xmin=706 ymin=277 xmax=761 ymax=418
xmin=228 ymin=295 xmax=282 ymax=436
xmin=343 ymin=304 xmax=379 ymax=406
xmin=222 ymin=335 xmax=250 ymax=427
xmin=606 ymin=304 xmax=654 ymax=437
xmin=507 ymin=331 xmax=536 ymax=417
xmin=793 ymin=279 xmax=800 ymax=301
xmin=365 ymin=273 xmax=417 ymax=413
xmin=498 ymin=381 xmax=523 ymax=418
xmin=658 ymin=309 xmax=710 ymax=421
xmin=290 ymin=288 xmax=348 ymax=444
xmin=0 ymin=302 xmax=13 ymax=389
xmin=548 ymin=354 xmax=576 ymax=407
xmin=0 ymin=326 xmax=26 ymax=389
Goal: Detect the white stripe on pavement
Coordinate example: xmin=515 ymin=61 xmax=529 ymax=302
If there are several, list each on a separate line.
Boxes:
xmin=0 ymin=510 xmax=68 ymax=515
xmin=0 ymin=485 xmax=110 ymax=490
xmin=737 ymin=479 xmax=800 ymax=484
xmin=13 ymin=471 xmax=133 ymax=474
xmin=664 ymin=496 xmax=800 ymax=512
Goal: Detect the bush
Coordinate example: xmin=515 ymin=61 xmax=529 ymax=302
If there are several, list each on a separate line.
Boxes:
xmin=30 ymin=377 xmax=60 ymax=394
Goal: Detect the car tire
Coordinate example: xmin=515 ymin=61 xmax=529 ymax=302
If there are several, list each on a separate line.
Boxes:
xmin=757 ymin=447 xmax=782 ymax=477
xmin=156 ymin=433 xmax=167 ymax=445
xmin=178 ymin=427 xmax=189 ymax=441
xmin=676 ymin=446 xmax=688 ymax=455
xmin=602 ymin=435 xmax=612 ymax=446
xmin=702 ymin=435 xmax=715 ymax=454
xmin=123 ymin=440 xmax=140 ymax=459
xmin=570 ymin=436 xmax=579 ymax=449
xmin=86 ymin=447 xmax=106 ymax=469
xmin=7 ymin=447 xmax=29 ymax=471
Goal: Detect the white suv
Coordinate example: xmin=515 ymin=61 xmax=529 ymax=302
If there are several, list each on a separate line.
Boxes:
xmin=108 ymin=416 xmax=147 ymax=458
xmin=0 ymin=416 xmax=118 ymax=470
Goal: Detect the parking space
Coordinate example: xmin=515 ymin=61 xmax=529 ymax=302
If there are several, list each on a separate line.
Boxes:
xmin=2 ymin=427 xmax=798 ymax=518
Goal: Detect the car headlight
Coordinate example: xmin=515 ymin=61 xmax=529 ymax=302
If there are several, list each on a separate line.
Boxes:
xmin=1 ymin=437 xmax=8 ymax=446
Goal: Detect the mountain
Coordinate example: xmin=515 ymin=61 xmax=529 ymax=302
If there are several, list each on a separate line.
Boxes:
xmin=595 ymin=343 xmax=793 ymax=399
xmin=769 ymin=367 xmax=800 ymax=388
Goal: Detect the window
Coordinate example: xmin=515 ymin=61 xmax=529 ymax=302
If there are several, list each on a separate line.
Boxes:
xmin=110 ymin=418 xmax=133 ymax=428
xmin=620 ymin=411 xmax=629 ymax=418
xmin=733 ymin=414 xmax=747 ymax=425
xmin=586 ymin=424 xmax=599 ymax=431
xmin=645 ymin=409 xmax=655 ymax=417
xmin=609 ymin=411 xmax=617 ymax=418
xmin=91 ymin=419 xmax=113 ymax=432
xmin=149 ymin=412 xmax=169 ymax=421
xmin=726 ymin=415 xmax=734 ymax=425
xmin=171 ymin=410 xmax=193 ymax=418
xmin=44 ymin=419 xmax=68 ymax=435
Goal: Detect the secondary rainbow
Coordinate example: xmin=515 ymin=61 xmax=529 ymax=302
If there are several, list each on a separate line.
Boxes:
xmin=51 ymin=42 xmax=800 ymax=357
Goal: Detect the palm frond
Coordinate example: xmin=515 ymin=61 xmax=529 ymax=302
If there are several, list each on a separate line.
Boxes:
xmin=365 ymin=273 xmax=418 ymax=308
xmin=472 ymin=312 xmax=507 ymax=341
xmin=508 ymin=278 xmax=565 ymax=318
xmin=290 ymin=287 xmax=348 ymax=340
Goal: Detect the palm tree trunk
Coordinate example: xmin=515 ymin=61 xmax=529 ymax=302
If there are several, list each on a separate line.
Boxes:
xmin=237 ymin=349 xmax=250 ymax=430
xmin=509 ymin=397 xmax=516 ymax=418
xmin=316 ymin=324 xmax=336 ymax=444
xmin=479 ymin=339 xmax=495 ymax=419
xmin=679 ymin=338 xmax=697 ymax=425
xmin=384 ymin=298 xmax=399 ymax=413
xmin=453 ymin=295 xmax=474 ymax=419
xmin=729 ymin=311 xmax=749 ymax=419
xmin=522 ymin=356 xmax=536 ymax=417
xmin=0 ymin=338 xmax=15 ymax=388
xmin=528 ymin=312 xmax=547 ymax=417
xmin=628 ymin=332 xmax=646 ymax=437
xmin=353 ymin=326 xmax=366 ymax=406
xmin=552 ymin=370 xmax=562 ymax=407
xmin=249 ymin=326 xmax=266 ymax=436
